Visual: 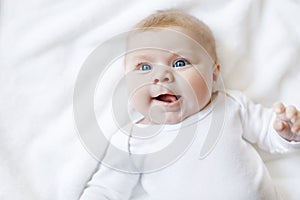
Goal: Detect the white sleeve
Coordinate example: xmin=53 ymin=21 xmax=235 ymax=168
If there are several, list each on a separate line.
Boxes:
xmin=80 ymin=163 xmax=140 ymax=200
xmin=80 ymin=130 xmax=140 ymax=200
xmin=228 ymin=90 xmax=300 ymax=154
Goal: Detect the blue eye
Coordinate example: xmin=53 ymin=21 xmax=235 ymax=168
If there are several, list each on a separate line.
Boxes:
xmin=173 ymin=59 xmax=189 ymax=68
xmin=138 ymin=64 xmax=152 ymax=71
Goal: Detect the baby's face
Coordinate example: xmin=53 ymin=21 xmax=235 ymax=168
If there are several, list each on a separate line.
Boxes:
xmin=125 ymin=27 xmax=218 ymax=124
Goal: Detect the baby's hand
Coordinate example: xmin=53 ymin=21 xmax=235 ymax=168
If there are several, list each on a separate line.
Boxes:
xmin=273 ymin=102 xmax=300 ymax=142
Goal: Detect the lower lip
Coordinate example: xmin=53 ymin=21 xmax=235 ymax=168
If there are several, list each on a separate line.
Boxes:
xmin=152 ymin=98 xmax=182 ymax=107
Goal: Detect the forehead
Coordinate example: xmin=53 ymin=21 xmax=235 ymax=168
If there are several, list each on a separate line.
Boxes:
xmin=126 ymin=27 xmax=212 ymax=61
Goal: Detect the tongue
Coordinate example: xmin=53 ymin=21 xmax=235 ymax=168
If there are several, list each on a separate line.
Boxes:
xmin=158 ymin=94 xmax=177 ymax=103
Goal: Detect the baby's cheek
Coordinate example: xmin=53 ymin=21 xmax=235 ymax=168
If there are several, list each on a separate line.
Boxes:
xmin=126 ymin=72 xmax=152 ymax=92
xmin=190 ymin=74 xmax=211 ymax=108
xmin=129 ymin=89 xmax=150 ymax=113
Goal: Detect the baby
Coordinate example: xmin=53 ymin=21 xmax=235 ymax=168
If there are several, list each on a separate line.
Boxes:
xmin=80 ymin=10 xmax=300 ymax=199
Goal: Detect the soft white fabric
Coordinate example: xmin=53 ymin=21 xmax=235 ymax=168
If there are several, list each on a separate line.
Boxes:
xmin=1 ymin=0 xmax=300 ymax=199
xmin=80 ymin=91 xmax=300 ymax=200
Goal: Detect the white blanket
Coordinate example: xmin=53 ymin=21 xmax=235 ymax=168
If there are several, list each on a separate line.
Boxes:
xmin=1 ymin=0 xmax=299 ymax=199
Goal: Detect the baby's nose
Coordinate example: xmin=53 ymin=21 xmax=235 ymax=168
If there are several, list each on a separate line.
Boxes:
xmin=153 ymin=70 xmax=175 ymax=84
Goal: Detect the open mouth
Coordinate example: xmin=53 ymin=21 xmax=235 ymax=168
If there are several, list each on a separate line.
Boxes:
xmin=152 ymin=94 xmax=181 ymax=103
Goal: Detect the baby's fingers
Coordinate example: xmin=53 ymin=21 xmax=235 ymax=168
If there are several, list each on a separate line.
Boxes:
xmin=273 ymin=103 xmax=299 ymax=122
xmin=273 ymin=103 xmax=300 ymax=141
xmin=274 ymin=119 xmax=300 ymax=141
xmin=273 ymin=102 xmax=285 ymax=115
xmin=285 ymin=105 xmax=299 ymax=123
xmin=273 ymin=119 xmax=290 ymax=132
xmin=291 ymin=119 xmax=300 ymax=134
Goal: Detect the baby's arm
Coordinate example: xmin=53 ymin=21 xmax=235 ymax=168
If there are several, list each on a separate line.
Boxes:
xmin=80 ymin=164 xmax=140 ymax=200
xmin=228 ymin=90 xmax=300 ymax=153
xmin=80 ymin=129 xmax=141 ymax=200
xmin=273 ymin=102 xmax=300 ymax=142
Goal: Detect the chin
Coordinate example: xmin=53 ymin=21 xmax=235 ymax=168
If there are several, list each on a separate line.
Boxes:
xmin=161 ymin=114 xmax=184 ymax=124
xmin=164 ymin=118 xmax=180 ymax=124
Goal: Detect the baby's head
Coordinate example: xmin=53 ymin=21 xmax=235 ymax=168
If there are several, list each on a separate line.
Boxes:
xmin=124 ymin=10 xmax=220 ymax=124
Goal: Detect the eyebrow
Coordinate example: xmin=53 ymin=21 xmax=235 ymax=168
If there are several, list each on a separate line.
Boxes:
xmin=132 ymin=54 xmax=154 ymax=61
xmin=171 ymin=50 xmax=193 ymax=58
xmin=130 ymin=51 xmax=189 ymax=61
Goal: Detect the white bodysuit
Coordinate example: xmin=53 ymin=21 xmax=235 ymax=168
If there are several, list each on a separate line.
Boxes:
xmin=80 ymin=90 xmax=300 ymax=200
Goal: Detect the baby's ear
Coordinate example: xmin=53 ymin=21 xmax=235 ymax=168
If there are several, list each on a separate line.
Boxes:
xmin=213 ymin=63 xmax=220 ymax=82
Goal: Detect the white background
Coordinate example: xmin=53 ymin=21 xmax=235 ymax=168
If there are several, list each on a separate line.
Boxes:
xmin=1 ymin=0 xmax=300 ymax=199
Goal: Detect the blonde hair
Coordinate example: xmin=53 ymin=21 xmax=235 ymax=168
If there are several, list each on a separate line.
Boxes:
xmin=132 ymin=10 xmax=217 ymax=62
